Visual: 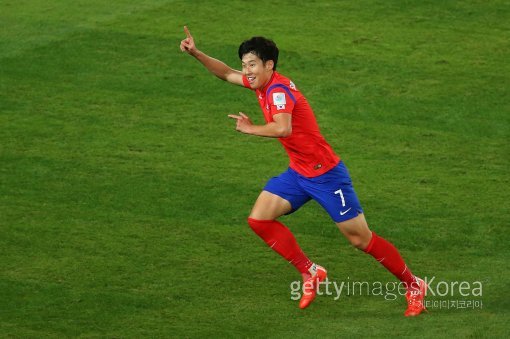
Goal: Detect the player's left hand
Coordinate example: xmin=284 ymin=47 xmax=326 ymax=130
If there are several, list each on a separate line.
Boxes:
xmin=228 ymin=112 xmax=253 ymax=134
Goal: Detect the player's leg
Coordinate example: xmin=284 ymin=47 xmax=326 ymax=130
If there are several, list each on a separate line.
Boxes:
xmin=335 ymin=214 xmax=417 ymax=288
xmin=334 ymin=212 xmax=371 ymax=249
xmin=303 ymin=162 xmax=418 ymax=286
xmin=335 ymin=215 xmax=427 ymax=316
xmin=305 ymin=161 xmax=427 ymax=315
xmin=247 ymin=170 xmax=327 ymax=309
xmin=247 ymin=190 xmax=316 ymax=281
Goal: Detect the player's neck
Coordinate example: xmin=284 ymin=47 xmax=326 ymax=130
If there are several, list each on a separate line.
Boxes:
xmin=259 ymin=70 xmax=276 ymax=92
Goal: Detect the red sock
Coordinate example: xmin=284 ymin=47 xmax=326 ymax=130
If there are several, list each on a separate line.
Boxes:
xmin=364 ymin=231 xmax=416 ymax=288
xmin=247 ymin=218 xmax=313 ymax=275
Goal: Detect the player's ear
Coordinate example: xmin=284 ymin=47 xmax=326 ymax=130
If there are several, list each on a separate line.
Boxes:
xmin=265 ymin=60 xmax=275 ymax=71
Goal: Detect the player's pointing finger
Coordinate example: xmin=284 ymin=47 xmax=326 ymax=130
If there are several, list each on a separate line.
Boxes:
xmin=184 ymin=26 xmax=192 ymax=38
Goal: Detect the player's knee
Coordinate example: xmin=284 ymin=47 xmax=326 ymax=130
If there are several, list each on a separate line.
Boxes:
xmin=349 ymin=234 xmax=372 ymax=250
xmin=343 ymin=231 xmax=371 ymax=250
xmin=348 ymin=236 xmax=365 ymax=249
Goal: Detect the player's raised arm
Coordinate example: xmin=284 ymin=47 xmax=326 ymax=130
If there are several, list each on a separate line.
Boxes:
xmin=180 ymin=26 xmax=244 ymax=86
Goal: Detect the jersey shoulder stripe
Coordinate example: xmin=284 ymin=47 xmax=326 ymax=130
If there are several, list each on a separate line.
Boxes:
xmin=266 ymin=84 xmax=297 ymax=103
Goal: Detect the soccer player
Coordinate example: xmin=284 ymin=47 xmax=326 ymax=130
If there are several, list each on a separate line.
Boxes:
xmin=180 ymin=26 xmax=427 ymax=316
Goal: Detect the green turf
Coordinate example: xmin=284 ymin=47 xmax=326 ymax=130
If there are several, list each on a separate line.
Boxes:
xmin=1 ymin=0 xmax=509 ymax=337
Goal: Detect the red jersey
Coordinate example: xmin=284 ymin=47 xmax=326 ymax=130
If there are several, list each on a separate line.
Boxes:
xmin=242 ymin=71 xmax=340 ymax=177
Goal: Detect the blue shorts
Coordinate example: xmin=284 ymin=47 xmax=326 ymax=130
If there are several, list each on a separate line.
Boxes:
xmin=263 ymin=161 xmax=363 ymax=222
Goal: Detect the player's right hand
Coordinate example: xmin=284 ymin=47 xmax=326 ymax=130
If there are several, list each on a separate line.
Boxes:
xmin=180 ymin=26 xmax=196 ymax=54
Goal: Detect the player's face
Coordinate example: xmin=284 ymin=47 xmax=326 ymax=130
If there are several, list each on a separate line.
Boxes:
xmin=241 ymin=53 xmax=274 ymax=90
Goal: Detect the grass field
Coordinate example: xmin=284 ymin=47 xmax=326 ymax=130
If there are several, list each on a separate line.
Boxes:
xmin=1 ymin=0 xmax=509 ymax=337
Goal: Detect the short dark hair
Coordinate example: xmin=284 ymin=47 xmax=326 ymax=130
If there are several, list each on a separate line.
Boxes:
xmin=238 ymin=37 xmax=279 ymax=70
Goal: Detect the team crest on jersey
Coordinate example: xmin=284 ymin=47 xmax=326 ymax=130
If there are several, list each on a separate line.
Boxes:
xmin=273 ymin=92 xmax=286 ymax=105
xmin=277 ymin=104 xmax=286 ymax=110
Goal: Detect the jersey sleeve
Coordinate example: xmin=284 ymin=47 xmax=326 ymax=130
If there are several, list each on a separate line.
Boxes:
xmin=267 ymin=85 xmax=296 ymax=116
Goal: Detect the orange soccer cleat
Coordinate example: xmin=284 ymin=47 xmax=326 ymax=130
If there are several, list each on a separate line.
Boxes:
xmin=299 ymin=265 xmax=327 ymax=309
xmin=405 ymin=277 xmax=428 ymax=316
